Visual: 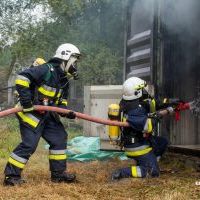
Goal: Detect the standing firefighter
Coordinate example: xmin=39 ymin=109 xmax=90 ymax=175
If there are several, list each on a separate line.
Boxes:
xmin=4 ymin=43 xmax=81 ymax=186
xmin=111 ymin=77 xmax=170 ymax=180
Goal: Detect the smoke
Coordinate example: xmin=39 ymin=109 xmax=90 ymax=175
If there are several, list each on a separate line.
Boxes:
xmin=131 ymin=0 xmax=200 ymax=40
xmin=162 ymin=0 xmax=200 ymax=41
xmin=130 ymin=0 xmax=155 ymax=36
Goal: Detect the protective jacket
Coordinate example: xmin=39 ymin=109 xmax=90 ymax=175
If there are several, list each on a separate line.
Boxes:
xmin=15 ymin=60 xmax=69 ymax=128
xmin=120 ymin=99 xmax=153 ymax=157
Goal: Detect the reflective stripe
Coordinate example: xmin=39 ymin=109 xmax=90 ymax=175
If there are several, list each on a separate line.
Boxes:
xmin=8 ymin=157 xmax=25 ymax=169
xmin=125 ymin=147 xmax=152 ymax=157
xmin=143 ymin=98 xmax=156 ymax=113
xmin=143 ymin=118 xmax=152 ymax=133
xmin=163 ymin=98 xmax=167 ymax=103
xmin=17 ymin=112 xmax=40 ymax=128
xmin=61 ymin=99 xmax=68 ymax=106
xmin=124 ymin=145 xmax=150 ymax=152
xmin=23 ymin=107 xmax=34 ymax=112
xmin=16 ymin=75 xmax=31 ymax=83
xmin=137 ymin=166 xmax=142 ymax=177
xmin=49 ymin=154 xmax=67 ymax=160
xmin=55 ymin=100 xmax=59 ymax=105
xmin=131 ymin=166 xmax=142 ymax=177
xmin=15 ymin=80 xmax=29 ymax=87
xmin=15 ymin=75 xmax=30 ymax=87
xmin=122 ymin=116 xmax=127 ymax=122
xmin=49 ymin=150 xmax=66 ymax=155
xmin=131 ymin=166 xmax=137 ymax=177
xmin=150 ymin=99 xmax=156 ymax=113
xmin=10 ymin=153 xmax=27 ymax=164
xmin=38 ymin=84 xmax=62 ymax=97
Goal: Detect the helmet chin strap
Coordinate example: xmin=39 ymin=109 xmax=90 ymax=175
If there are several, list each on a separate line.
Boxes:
xmin=60 ymin=57 xmax=77 ymax=74
xmin=60 ymin=61 xmax=67 ymax=73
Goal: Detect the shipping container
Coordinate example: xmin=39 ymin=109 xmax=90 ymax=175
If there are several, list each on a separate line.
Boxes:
xmin=124 ymin=0 xmax=200 ymax=151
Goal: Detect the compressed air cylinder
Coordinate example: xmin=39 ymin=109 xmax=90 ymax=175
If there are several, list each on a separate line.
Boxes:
xmin=108 ymin=104 xmax=120 ymax=142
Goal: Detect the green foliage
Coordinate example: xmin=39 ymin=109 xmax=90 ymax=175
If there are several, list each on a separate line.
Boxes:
xmin=67 ymin=127 xmax=83 ymax=140
xmin=0 ymin=0 xmax=125 ymax=87
xmin=0 ymin=117 xmax=20 ymax=158
xmin=79 ymin=43 xmax=122 ymax=85
xmin=0 ymin=48 xmax=12 ymax=68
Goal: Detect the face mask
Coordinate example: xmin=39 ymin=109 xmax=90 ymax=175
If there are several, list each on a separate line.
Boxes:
xmin=60 ymin=56 xmax=79 ymax=79
xmin=68 ymin=63 xmax=78 ymax=80
xmin=65 ymin=56 xmax=77 ymax=73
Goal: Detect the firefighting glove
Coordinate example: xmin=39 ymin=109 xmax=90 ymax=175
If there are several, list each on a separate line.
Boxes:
xmin=166 ymin=106 xmax=174 ymax=114
xmin=148 ymin=112 xmax=163 ymax=120
xmin=164 ymin=98 xmax=184 ymax=106
xmin=65 ymin=111 xmax=76 ymax=119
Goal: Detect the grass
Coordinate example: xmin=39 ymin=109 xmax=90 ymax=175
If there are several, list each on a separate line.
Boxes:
xmin=0 ymin=117 xmax=199 ymax=200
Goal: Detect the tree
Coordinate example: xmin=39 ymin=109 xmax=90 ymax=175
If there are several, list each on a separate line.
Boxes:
xmin=1 ymin=0 xmax=126 ymax=87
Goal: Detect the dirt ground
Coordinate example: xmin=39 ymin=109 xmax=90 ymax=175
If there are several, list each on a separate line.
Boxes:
xmin=0 ymin=148 xmax=199 ymax=200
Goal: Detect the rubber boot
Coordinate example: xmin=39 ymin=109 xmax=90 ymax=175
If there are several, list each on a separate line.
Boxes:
xmin=111 ymin=167 xmax=131 ymax=181
xmin=3 ymin=176 xmax=26 ymax=186
xmin=51 ymin=171 xmax=76 ymax=183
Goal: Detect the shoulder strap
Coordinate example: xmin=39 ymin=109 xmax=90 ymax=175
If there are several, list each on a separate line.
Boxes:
xmin=44 ymin=64 xmax=53 ymax=82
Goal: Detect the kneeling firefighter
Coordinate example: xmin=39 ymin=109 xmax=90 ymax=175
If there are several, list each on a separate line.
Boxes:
xmin=4 ymin=43 xmax=81 ymax=186
xmin=111 ymin=77 xmax=170 ymax=180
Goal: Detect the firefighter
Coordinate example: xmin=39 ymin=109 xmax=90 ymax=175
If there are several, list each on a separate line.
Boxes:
xmin=4 ymin=43 xmax=81 ymax=186
xmin=111 ymin=77 xmax=170 ymax=180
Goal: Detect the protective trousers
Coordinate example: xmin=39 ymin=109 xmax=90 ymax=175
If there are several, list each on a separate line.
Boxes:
xmin=4 ymin=113 xmax=67 ymax=178
xmin=121 ymin=136 xmax=168 ymax=178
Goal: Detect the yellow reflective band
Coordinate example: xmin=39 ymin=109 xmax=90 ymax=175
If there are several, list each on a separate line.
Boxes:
xmin=49 ymin=154 xmax=67 ymax=160
xmin=61 ymin=100 xmax=68 ymax=106
xmin=125 ymin=147 xmax=152 ymax=157
xmin=163 ymin=98 xmax=167 ymax=103
xmin=147 ymin=118 xmax=153 ymax=133
xmin=38 ymin=86 xmax=61 ymax=98
xmin=17 ymin=112 xmax=39 ymax=128
xmin=15 ymin=79 xmax=30 ymax=87
xmin=8 ymin=157 xmax=25 ymax=169
xmin=150 ymin=99 xmax=156 ymax=112
xmin=143 ymin=118 xmax=153 ymax=133
xmin=38 ymin=86 xmax=56 ymax=97
xmin=131 ymin=166 xmax=137 ymax=177
xmin=122 ymin=116 xmax=127 ymax=122
xmin=23 ymin=107 xmax=34 ymax=112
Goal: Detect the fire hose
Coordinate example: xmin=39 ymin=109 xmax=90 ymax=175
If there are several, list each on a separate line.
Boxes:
xmin=0 ymin=98 xmax=199 ymax=127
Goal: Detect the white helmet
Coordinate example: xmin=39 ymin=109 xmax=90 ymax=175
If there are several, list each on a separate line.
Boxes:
xmin=54 ymin=43 xmax=81 ymax=78
xmin=122 ymin=77 xmax=147 ymax=100
xmin=54 ymin=43 xmax=80 ymax=61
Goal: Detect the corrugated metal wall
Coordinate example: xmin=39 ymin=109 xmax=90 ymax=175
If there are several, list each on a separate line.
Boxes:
xmin=126 ymin=0 xmax=200 ymax=145
xmin=125 ymin=0 xmax=155 ymax=80
xmin=160 ymin=0 xmax=200 ymax=145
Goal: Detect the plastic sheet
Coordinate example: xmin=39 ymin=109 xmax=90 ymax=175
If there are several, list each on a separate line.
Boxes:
xmin=66 ymin=136 xmax=127 ymax=162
